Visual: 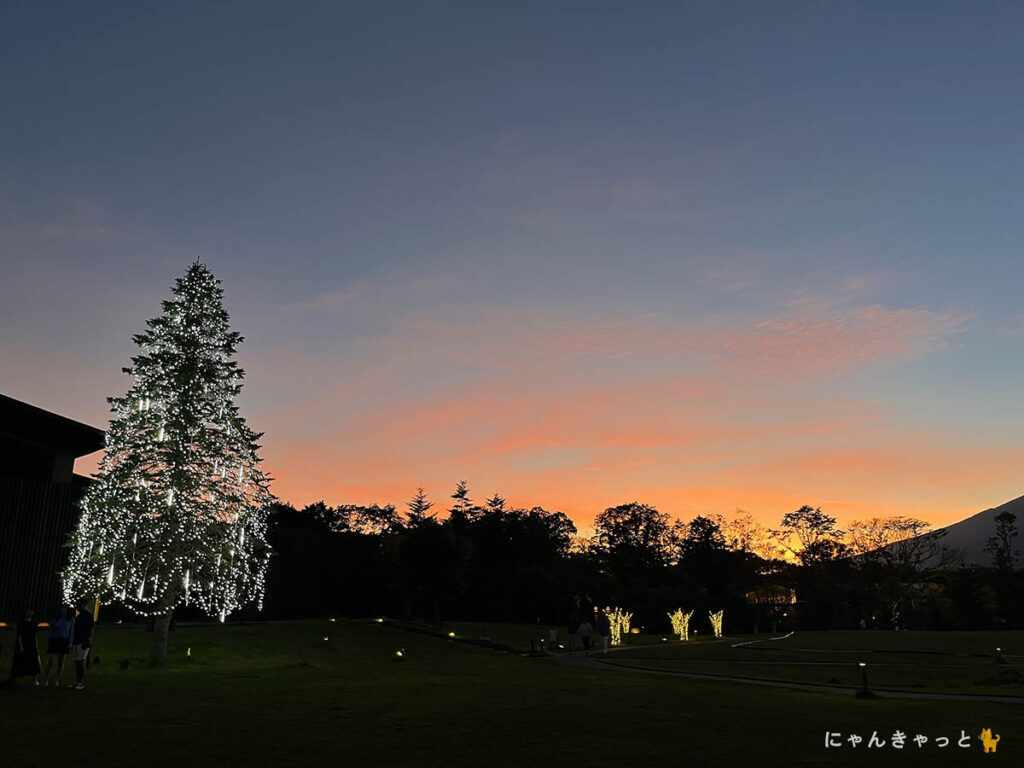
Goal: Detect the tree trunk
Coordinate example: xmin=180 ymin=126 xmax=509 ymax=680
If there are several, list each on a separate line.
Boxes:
xmin=150 ymin=611 xmax=173 ymax=667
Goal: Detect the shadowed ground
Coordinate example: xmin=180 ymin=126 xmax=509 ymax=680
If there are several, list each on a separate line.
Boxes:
xmin=599 ymin=630 xmax=1024 ymax=697
xmin=0 ymin=621 xmax=1018 ymax=767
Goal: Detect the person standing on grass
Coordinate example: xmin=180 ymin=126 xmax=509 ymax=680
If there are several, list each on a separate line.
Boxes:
xmin=7 ymin=607 xmax=41 ymax=685
xmin=578 ymin=618 xmax=593 ymax=654
xmin=43 ymin=606 xmax=75 ymax=686
xmin=598 ymin=610 xmax=611 ymax=655
xmin=69 ymin=601 xmax=94 ymax=690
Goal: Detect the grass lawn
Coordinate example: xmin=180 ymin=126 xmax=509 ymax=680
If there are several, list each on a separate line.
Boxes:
xmin=0 ymin=621 xmax=1019 ymax=767
xmin=609 ymin=630 xmax=1024 ymax=695
xmin=446 ymin=620 xmax=665 ymax=652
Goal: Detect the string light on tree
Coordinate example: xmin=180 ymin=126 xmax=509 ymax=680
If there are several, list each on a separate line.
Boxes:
xmin=668 ymin=609 xmax=693 ymax=641
xmin=709 ymin=610 xmax=724 ymax=638
xmin=62 ymin=262 xmax=274 ymax=666
xmin=606 ymin=606 xmax=633 ymax=646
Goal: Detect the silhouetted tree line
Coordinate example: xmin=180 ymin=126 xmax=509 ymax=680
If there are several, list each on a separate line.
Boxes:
xmin=255 ymin=484 xmax=1024 ymax=634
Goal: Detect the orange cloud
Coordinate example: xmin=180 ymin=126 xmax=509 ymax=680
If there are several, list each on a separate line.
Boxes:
xmin=70 ymin=296 xmax=993 ymax=534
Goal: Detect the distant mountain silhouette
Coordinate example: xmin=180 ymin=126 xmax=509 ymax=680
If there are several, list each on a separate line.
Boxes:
xmin=929 ymin=494 xmax=1024 ymax=567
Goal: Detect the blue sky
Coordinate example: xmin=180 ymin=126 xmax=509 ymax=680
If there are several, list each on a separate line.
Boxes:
xmin=4 ymin=1 xmax=1024 ymax=527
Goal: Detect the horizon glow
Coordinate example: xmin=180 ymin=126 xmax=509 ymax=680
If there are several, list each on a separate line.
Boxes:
xmin=5 ymin=2 xmax=1024 ymax=533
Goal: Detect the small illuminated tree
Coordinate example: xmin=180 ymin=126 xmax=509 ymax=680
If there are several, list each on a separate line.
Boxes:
xmin=607 ymin=606 xmax=633 ymax=646
xmin=709 ymin=610 xmax=724 ymax=638
xmin=618 ymin=608 xmax=632 ymax=642
xmin=62 ymin=262 xmax=273 ymax=666
xmin=669 ymin=608 xmax=693 ymax=641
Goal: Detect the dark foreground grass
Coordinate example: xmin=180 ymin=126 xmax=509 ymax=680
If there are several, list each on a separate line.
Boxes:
xmin=1 ymin=621 xmax=1019 ymax=767
xmin=611 ymin=631 xmax=1024 ymax=695
xmin=447 ymin=620 xmax=673 ymax=652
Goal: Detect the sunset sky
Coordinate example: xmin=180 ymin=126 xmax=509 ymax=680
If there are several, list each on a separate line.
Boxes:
xmin=4 ymin=1 xmax=1024 ymax=533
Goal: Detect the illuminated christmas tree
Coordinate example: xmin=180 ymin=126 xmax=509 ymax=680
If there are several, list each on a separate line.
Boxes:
xmin=63 ymin=262 xmax=273 ymax=665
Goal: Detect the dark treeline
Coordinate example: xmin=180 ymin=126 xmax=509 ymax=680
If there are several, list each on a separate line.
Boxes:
xmin=254 ymin=484 xmax=1024 ymax=635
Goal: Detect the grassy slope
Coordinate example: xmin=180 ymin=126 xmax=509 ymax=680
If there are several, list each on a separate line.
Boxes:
xmin=0 ymin=622 xmax=1018 ymax=767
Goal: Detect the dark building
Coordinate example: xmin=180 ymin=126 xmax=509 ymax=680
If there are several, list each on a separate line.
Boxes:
xmin=0 ymin=394 xmax=104 ymax=621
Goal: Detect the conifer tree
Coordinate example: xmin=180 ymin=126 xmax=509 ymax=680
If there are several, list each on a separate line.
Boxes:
xmin=406 ymin=486 xmax=435 ymax=527
xmin=449 ymin=479 xmax=475 ymax=523
xmin=62 ymin=262 xmax=273 ymax=665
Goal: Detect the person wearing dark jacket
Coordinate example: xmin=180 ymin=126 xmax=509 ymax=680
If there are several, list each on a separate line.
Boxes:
xmin=7 ymin=607 xmax=41 ymax=685
xmin=69 ymin=601 xmax=95 ymax=690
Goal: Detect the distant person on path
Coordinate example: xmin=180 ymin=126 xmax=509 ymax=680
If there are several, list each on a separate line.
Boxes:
xmin=43 ymin=606 xmax=75 ymax=686
xmin=578 ymin=619 xmax=593 ymax=654
xmin=859 ymin=618 xmax=866 ymax=630
xmin=598 ymin=611 xmax=611 ymax=655
xmin=69 ymin=601 xmax=95 ymax=690
xmin=8 ymin=607 xmax=41 ymax=685
xmin=567 ymin=612 xmax=579 ymax=652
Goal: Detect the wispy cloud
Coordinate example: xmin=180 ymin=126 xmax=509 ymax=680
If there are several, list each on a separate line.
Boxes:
xmin=248 ymin=294 xmax=980 ymax=527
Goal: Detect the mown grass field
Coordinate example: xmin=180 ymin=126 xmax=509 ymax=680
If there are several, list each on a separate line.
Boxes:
xmin=608 ymin=630 xmax=1024 ymax=695
xmin=1 ymin=621 xmax=1020 ymax=767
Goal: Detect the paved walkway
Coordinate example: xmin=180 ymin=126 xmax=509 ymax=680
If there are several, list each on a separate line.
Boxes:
xmin=550 ymin=646 xmax=1024 ymax=704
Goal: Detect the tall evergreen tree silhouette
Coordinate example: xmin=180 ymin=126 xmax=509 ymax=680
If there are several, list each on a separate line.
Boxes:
xmin=449 ymin=479 xmax=475 ymax=523
xmin=406 ymin=486 xmax=435 ymax=527
xmin=485 ymin=492 xmax=507 ymax=515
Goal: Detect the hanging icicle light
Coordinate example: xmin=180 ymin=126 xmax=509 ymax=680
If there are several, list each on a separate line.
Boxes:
xmin=60 ymin=262 xmax=274 ymax=623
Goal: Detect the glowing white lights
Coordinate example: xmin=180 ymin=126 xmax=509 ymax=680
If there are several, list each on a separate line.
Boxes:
xmin=61 ymin=263 xmax=274 ymax=622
